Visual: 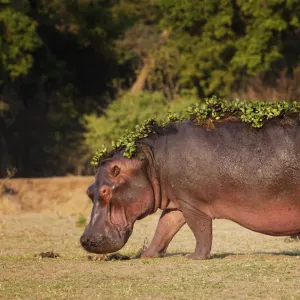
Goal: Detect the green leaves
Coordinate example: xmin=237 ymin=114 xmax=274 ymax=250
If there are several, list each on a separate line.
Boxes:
xmin=92 ymin=96 xmax=300 ymax=166
xmin=155 ymin=0 xmax=300 ymax=97
xmin=91 ymin=145 xmax=107 ymax=166
xmin=0 ymin=2 xmax=41 ymax=78
xmin=188 ymin=97 xmax=299 ymax=128
xmin=91 ymin=118 xmax=153 ymax=165
xmin=85 ymin=92 xmax=197 ymax=165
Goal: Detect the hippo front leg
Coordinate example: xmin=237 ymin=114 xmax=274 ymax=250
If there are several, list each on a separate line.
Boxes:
xmin=183 ymin=210 xmax=212 ymax=260
xmin=141 ymin=209 xmax=186 ymax=258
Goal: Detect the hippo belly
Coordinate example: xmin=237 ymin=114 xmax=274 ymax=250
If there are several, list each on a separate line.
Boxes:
xmin=212 ymin=193 xmax=300 ymax=236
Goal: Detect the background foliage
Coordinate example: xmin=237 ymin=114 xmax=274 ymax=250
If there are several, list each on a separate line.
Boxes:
xmin=1 ymin=0 xmax=300 ymax=177
xmin=85 ymin=91 xmax=197 ymax=156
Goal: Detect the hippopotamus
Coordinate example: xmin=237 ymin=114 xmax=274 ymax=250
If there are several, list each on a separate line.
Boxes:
xmin=80 ymin=117 xmax=300 ymax=259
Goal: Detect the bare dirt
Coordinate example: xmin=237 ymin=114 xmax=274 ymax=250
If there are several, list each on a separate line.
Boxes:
xmin=0 ymin=176 xmax=93 ymax=215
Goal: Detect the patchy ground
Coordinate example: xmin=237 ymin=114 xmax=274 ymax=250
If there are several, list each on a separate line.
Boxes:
xmin=1 ymin=177 xmax=300 ymax=299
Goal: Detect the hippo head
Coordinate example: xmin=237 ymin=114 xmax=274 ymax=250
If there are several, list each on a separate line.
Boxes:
xmin=80 ymin=152 xmax=159 ymax=254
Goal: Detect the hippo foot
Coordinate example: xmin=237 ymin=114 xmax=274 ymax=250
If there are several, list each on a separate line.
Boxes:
xmin=185 ymin=253 xmax=212 ymax=260
xmin=140 ymin=249 xmax=165 ymax=259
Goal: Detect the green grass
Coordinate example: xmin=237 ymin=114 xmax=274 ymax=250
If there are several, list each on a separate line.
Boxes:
xmin=1 ymin=213 xmax=300 ymax=299
xmin=76 ymin=214 xmax=87 ymax=228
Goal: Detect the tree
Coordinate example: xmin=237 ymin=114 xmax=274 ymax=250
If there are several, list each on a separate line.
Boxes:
xmin=0 ymin=0 xmax=41 ymax=79
xmin=156 ymin=0 xmax=300 ymax=97
xmin=2 ymin=0 xmax=300 ymax=177
xmin=0 ymin=0 xmax=134 ymax=177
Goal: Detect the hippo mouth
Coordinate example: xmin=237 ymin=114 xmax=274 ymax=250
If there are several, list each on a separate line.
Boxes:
xmin=80 ymin=225 xmax=133 ymax=254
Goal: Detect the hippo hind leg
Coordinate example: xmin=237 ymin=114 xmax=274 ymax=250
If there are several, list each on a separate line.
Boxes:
xmin=141 ymin=209 xmax=186 ymax=258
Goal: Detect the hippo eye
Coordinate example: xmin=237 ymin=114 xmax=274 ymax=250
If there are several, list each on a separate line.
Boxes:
xmin=111 ymin=165 xmax=120 ymax=177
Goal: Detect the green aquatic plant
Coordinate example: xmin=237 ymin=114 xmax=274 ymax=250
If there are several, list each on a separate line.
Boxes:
xmin=91 ymin=97 xmax=300 ymax=166
xmin=188 ymin=96 xmax=299 ymax=128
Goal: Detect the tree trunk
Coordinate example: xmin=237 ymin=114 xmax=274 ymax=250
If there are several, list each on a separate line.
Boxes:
xmin=130 ymin=30 xmax=169 ymax=96
xmin=130 ymin=58 xmax=153 ymax=96
xmin=0 ymin=136 xmax=7 ymax=178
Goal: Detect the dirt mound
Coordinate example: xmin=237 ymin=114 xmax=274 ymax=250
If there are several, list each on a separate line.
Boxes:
xmin=0 ymin=176 xmax=93 ymax=215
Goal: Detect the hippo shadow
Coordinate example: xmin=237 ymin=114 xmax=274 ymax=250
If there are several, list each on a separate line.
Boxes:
xmin=161 ymin=250 xmax=300 ymax=259
xmin=163 ymin=252 xmax=189 ymax=258
xmin=212 ymin=250 xmax=300 ymax=259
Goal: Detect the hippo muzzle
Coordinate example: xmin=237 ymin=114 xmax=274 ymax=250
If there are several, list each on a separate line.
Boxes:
xmin=80 ymin=222 xmax=133 ymax=254
xmin=80 ymin=233 xmax=128 ymax=254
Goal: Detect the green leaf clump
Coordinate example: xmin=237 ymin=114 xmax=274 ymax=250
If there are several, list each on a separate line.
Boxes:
xmin=188 ymin=96 xmax=300 ymax=128
xmin=91 ymin=119 xmax=155 ymax=166
xmin=92 ymin=97 xmax=300 ymax=166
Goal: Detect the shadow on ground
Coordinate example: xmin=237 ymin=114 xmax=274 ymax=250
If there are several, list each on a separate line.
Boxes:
xmin=158 ymin=250 xmax=300 ymax=260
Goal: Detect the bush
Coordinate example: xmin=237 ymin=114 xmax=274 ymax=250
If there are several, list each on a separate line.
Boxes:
xmin=84 ymin=92 xmax=198 ymax=155
xmin=235 ymin=68 xmax=300 ymax=102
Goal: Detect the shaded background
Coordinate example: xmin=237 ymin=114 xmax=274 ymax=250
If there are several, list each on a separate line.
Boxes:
xmin=1 ymin=0 xmax=300 ymax=178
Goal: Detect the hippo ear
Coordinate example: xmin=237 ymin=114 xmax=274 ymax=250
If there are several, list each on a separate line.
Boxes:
xmin=110 ymin=165 xmax=120 ymax=177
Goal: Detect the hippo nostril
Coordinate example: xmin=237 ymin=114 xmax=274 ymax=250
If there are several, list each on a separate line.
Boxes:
xmin=99 ymin=185 xmax=111 ymax=199
xmin=90 ymin=239 xmax=97 ymax=247
xmin=80 ymin=235 xmax=88 ymax=247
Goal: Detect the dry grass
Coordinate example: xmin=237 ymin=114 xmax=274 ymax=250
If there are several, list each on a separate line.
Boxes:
xmin=1 ymin=213 xmax=300 ymax=299
xmin=0 ymin=176 xmax=93 ymax=215
xmin=1 ymin=177 xmax=300 ymax=299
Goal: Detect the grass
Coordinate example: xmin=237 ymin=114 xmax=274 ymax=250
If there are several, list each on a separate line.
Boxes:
xmin=1 ymin=212 xmax=300 ymax=300
xmin=76 ymin=214 xmax=87 ymax=228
